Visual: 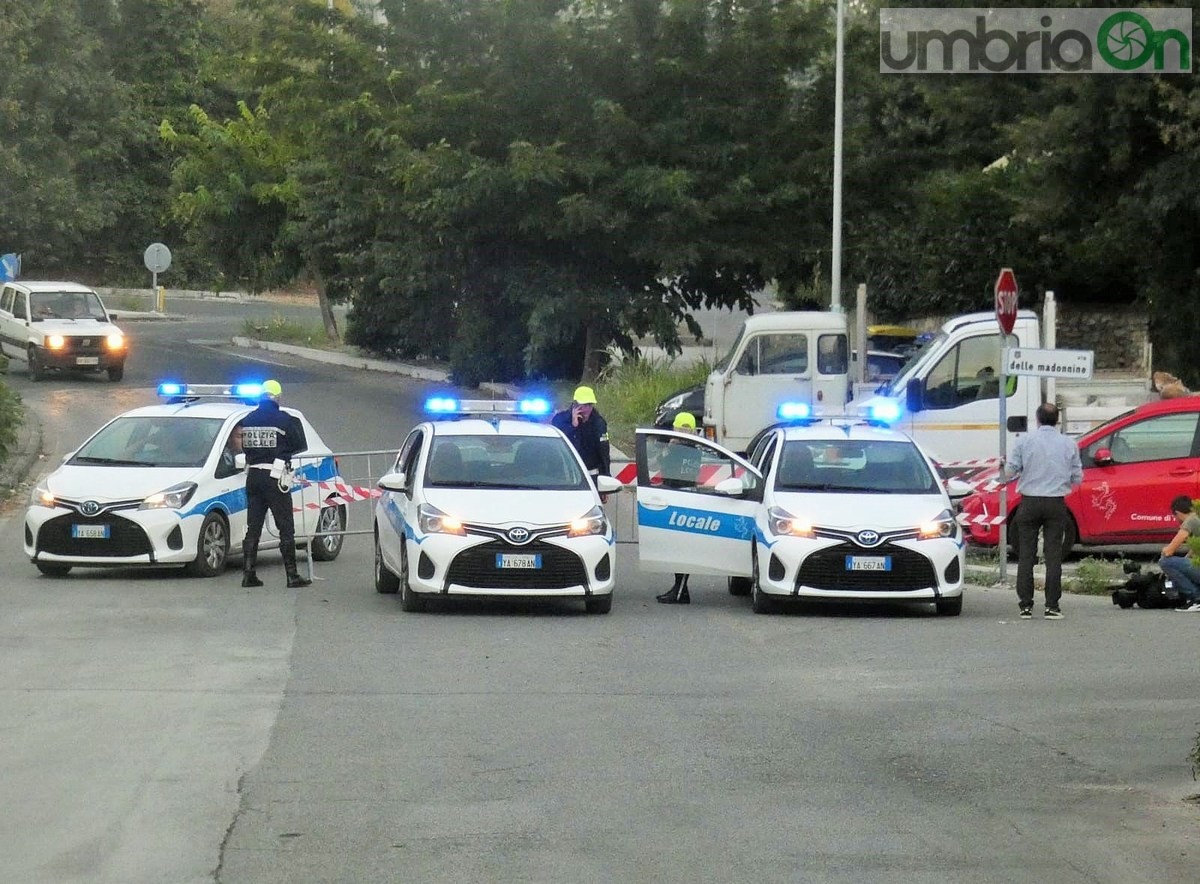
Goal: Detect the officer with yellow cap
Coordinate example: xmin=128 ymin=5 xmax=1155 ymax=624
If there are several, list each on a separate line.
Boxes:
xmin=551 ymin=384 xmax=611 ymax=478
xmin=236 ymin=379 xmax=311 ymax=588
xmin=657 ymin=410 xmax=701 ymax=604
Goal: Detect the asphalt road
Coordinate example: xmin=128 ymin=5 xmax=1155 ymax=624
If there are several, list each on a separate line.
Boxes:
xmin=1 ymin=303 xmax=1198 ymax=883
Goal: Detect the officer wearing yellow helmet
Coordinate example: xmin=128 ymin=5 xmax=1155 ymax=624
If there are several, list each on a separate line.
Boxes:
xmin=236 ymin=379 xmax=311 ymax=588
xmin=550 ymin=385 xmax=611 ymax=478
xmin=657 ymin=410 xmax=701 ymax=604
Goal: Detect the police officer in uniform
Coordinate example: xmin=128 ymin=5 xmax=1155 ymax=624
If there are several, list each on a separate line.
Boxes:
xmin=657 ymin=411 xmax=702 ymax=604
xmin=551 ymin=385 xmax=611 ymax=478
xmin=238 ymin=379 xmax=311 ymax=588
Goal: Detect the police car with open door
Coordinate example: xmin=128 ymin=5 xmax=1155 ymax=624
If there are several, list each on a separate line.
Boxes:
xmin=374 ymin=397 xmax=623 ymax=613
xmin=634 ymin=402 xmax=969 ymax=615
xmin=25 ymin=382 xmax=347 ymax=577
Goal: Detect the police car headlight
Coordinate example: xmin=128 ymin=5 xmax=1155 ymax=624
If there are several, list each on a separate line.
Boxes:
xmin=568 ymin=505 xmax=608 ymax=537
xmin=31 ymin=483 xmax=56 ymax=507
xmin=918 ymin=508 xmax=957 ymax=539
xmin=768 ymin=506 xmax=814 ymax=538
xmin=417 ymin=503 xmax=466 ymax=536
xmin=140 ymin=482 xmax=198 ymax=510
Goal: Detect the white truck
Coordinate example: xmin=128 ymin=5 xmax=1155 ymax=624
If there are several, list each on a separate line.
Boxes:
xmin=849 ymin=307 xmax=1154 ymax=473
xmin=701 ymin=311 xmax=850 ymax=452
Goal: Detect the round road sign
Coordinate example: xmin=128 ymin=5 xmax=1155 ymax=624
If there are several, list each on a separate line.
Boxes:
xmin=144 ymin=242 xmax=172 ymax=274
xmin=994 ymin=267 xmax=1018 ymax=336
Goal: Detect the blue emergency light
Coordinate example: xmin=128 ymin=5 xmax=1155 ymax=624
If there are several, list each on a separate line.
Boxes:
xmin=424 ymin=396 xmax=461 ymax=414
xmin=776 ymin=402 xmax=812 ymax=421
xmin=868 ymin=400 xmax=902 ymax=424
xmin=234 ymin=382 xmax=263 ymax=399
xmin=157 ymin=382 xmax=184 ymax=398
xmin=518 ymin=397 xmax=551 ymax=416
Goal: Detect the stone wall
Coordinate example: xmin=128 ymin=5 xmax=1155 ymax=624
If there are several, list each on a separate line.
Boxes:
xmin=1054 ymin=302 xmax=1150 ymax=376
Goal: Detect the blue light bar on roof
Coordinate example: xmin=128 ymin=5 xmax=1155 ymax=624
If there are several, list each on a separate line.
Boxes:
xmin=157 ymin=381 xmax=267 ymax=401
xmin=425 ymin=396 xmax=461 ymax=413
xmin=423 ymin=397 xmax=555 ymax=418
xmin=157 ymin=382 xmax=184 ymax=398
xmin=868 ymin=400 xmax=902 ymax=424
xmin=518 ymin=397 xmax=551 ymax=416
xmin=234 ymin=382 xmax=263 ymax=399
xmin=776 ymin=401 xmax=812 ymax=421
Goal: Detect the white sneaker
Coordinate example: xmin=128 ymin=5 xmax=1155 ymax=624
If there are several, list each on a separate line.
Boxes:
xmin=1178 ymin=602 xmax=1200 ymax=612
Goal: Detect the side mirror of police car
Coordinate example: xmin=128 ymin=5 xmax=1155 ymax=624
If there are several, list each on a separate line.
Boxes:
xmin=944 ymin=477 xmax=973 ymax=500
xmin=595 ymin=475 xmax=622 ymax=495
xmin=378 ymin=471 xmax=408 ymax=493
xmin=714 ymin=477 xmax=744 ymax=497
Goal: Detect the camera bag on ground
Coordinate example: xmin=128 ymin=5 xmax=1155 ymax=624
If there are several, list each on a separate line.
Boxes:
xmin=1111 ymin=562 xmax=1184 ymax=609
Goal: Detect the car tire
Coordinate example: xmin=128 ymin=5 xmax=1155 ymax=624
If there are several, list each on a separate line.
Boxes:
xmin=728 ymin=576 xmax=752 ymax=596
xmin=27 ymin=346 xmax=43 ymax=381
xmin=35 ymin=562 xmax=71 ymax=577
xmin=186 ymin=511 xmax=230 ymax=577
xmin=107 ymin=364 xmax=124 ymax=382
xmin=935 ymin=595 xmax=963 ymax=616
xmin=399 ymin=539 xmax=426 ymax=612
xmin=750 ymin=544 xmax=777 ymax=614
xmin=374 ymin=528 xmax=399 ymax=594
xmin=585 ymin=594 xmax=612 ymax=614
xmin=310 ymin=502 xmax=346 ymax=561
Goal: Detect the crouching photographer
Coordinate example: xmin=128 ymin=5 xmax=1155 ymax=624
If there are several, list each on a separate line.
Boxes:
xmin=1159 ymin=495 xmax=1200 ymax=613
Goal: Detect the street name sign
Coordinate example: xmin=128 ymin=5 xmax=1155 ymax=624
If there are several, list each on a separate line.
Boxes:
xmin=1003 ymin=347 xmax=1094 ymax=379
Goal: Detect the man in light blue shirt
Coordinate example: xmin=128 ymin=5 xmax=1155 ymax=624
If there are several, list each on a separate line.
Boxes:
xmin=1005 ymin=402 xmax=1083 ymax=619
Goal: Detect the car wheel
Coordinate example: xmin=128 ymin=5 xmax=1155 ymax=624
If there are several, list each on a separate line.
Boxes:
xmin=107 ymin=364 xmax=124 ymax=382
xmin=35 ymin=562 xmax=71 ymax=577
xmin=585 ymin=594 xmax=612 ymax=614
xmin=750 ymin=544 xmax=777 ymax=614
xmin=728 ymin=576 xmax=752 ymax=596
xmin=374 ymin=528 xmax=399 ymax=594
xmin=935 ymin=595 xmax=963 ymax=616
xmin=310 ymin=502 xmax=346 ymax=561
xmin=186 ymin=511 xmax=229 ymax=577
xmin=399 ymin=539 xmax=426 ymax=612
xmin=27 ymin=346 xmax=43 ymax=381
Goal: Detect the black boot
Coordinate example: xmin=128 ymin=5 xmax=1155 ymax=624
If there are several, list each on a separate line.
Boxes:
xmin=657 ymin=574 xmax=691 ymax=604
xmin=283 ymin=545 xmax=311 ymax=588
xmin=241 ymin=538 xmax=263 ymax=588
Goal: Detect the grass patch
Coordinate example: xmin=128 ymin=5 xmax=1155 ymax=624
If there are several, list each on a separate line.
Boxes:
xmin=592 ymin=356 xmax=711 ymax=455
xmin=243 ymin=315 xmax=338 ymax=350
xmin=1067 ymin=556 xmax=1125 ymax=595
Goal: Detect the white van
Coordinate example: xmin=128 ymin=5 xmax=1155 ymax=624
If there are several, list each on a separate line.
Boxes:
xmin=702 ymin=311 xmax=850 ymax=452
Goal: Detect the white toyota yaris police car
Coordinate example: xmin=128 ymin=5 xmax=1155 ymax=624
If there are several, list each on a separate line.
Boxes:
xmin=633 ymin=404 xmax=969 ymax=615
xmin=374 ymin=398 xmax=623 ymax=613
xmin=24 ymin=383 xmax=347 ymax=577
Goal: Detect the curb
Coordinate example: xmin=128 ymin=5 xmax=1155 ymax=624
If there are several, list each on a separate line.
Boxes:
xmin=0 ymin=400 xmax=43 ymax=498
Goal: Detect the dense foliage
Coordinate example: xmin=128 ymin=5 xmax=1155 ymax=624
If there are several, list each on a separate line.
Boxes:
xmin=3 ymin=0 xmax=1199 ymax=384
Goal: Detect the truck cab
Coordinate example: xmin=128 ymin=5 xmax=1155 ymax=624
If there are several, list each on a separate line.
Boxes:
xmin=850 ymin=310 xmax=1041 ymax=471
xmin=703 ymin=312 xmax=850 ymax=453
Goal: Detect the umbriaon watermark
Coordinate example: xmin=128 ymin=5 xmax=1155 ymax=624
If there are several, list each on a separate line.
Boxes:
xmin=880 ymin=8 xmax=1191 ymax=74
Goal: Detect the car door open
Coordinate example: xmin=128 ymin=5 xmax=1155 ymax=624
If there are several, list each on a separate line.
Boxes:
xmin=634 ymin=429 xmax=761 ymax=577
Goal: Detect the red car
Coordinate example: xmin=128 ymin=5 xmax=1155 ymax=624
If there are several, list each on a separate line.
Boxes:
xmin=959 ymin=397 xmax=1199 ymax=553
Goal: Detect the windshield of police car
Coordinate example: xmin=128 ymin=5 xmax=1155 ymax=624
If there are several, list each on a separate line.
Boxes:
xmin=425 ymin=435 xmax=590 ymax=490
xmin=71 ymin=416 xmax=224 ymax=469
xmin=774 ymin=439 xmax=937 ymax=494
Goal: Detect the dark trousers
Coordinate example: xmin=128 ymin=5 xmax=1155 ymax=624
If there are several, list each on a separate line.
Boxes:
xmin=244 ymin=468 xmax=298 ymax=573
xmin=1015 ymin=495 xmax=1069 ymax=609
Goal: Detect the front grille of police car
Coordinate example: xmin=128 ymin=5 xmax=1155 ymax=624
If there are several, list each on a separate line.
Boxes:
xmin=460 ymin=523 xmax=570 ymax=543
xmin=54 ymin=497 xmax=142 ymax=516
xmin=445 ymin=540 xmax=588 ymax=590
xmin=39 ymin=513 xmax=153 ymax=558
xmin=796 ymin=542 xmax=937 ymax=592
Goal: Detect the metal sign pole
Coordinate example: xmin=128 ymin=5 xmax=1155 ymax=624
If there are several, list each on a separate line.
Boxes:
xmin=998 ymin=342 xmax=1010 ymax=583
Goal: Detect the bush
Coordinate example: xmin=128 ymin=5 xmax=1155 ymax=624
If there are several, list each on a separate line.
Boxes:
xmin=593 ymin=356 xmax=711 ymax=454
xmin=0 ymin=378 xmax=23 ymax=463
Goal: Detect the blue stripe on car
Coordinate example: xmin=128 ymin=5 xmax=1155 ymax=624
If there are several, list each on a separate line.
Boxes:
xmin=637 ymin=503 xmax=755 ymax=541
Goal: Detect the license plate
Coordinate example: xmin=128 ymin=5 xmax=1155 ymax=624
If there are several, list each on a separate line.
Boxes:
xmin=75 ymin=356 xmax=99 ymax=366
xmin=72 ymin=524 xmax=110 ymax=539
xmin=497 ymin=553 xmax=541 ymax=569
xmin=846 ymin=555 xmax=891 ymax=572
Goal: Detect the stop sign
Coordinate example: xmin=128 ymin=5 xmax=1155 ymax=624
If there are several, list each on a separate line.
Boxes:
xmin=994 ymin=267 xmax=1018 ymax=336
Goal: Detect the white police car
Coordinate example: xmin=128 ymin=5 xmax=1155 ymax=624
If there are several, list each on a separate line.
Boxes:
xmin=374 ymin=397 xmax=623 ymax=613
xmin=633 ymin=403 xmax=969 ymax=615
xmin=25 ymin=382 xmax=347 ymax=577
